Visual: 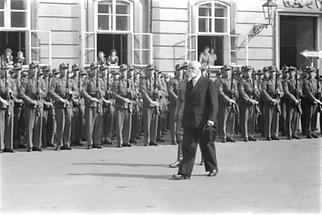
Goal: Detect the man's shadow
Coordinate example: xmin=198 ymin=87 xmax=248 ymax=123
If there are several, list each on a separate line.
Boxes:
xmin=68 ymin=172 xmax=170 ymax=180
xmin=72 ymin=162 xmax=168 ymax=168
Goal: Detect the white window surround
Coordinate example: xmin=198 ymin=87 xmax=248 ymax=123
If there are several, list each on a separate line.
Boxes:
xmin=0 ymin=0 xmax=30 ymax=30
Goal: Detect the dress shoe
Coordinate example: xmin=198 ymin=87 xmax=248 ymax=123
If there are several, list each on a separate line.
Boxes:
xmin=156 ymin=138 xmax=165 ymax=143
xmin=26 ymin=148 xmax=33 ymax=152
xmin=287 ymin=136 xmax=292 ymax=140
xmin=47 ymin=143 xmax=55 ymax=147
xmin=96 ymin=145 xmax=103 ymax=149
xmin=221 ymin=139 xmax=226 ymax=143
xmin=87 ymin=145 xmax=92 ymax=149
xmin=292 ymin=134 xmax=301 ymax=139
xmin=171 ymin=141 xmax=178 ymax=145
xmin=117 ymin=144 xmax=122 ymax=148
xmin=18 ymin=144 xmax=27 ymax=149
xmin=272 ymin=136 xmax=280 ymax=140
xmin=55 ymin=146 xmax=61 ymax=151
xmin=149 ymin=142 xmax=158 ymax=146
xmin=2 ymin=148 xmax=14 ymax=153
xmin=306 ymin=134 xmax=312 ymax=139
xmin=248 ymin=136 xmax=257 ymax=141
xmin=266 ymin=137 xmax=272 ymax=141
xmin=169 ymin=161 xmax=181 ymax=168
xmin=61 ymin=145 xmax=71 ymax=150
xmin=243 ymin=138 xmax=249 ymax=142
xmin=32 ymin=147 xmax=42 ymax=152
xmin=171 ymin=174 xmax=190 ymax=180
xmin=129 ymin=139 xmax=138 ymax=144
xmin=144 ymin=143 xmax=149 ymax=146
xmin=311 ymin=133 xmax=318 ymax=138
xmin=226 ymin=137 xmax=236 ymax=142
xmin=207 ymin=169 xmax=218 ymax=177
xmin=123 ymin=143 xmax=132 ymax=147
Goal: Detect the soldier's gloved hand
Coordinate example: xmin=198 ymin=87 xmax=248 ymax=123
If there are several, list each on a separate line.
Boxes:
xmin=229 ymin=99 xmax=235 ymax=104
xmin=295 ymin=99 xmax=299 ymax=104
xmin=207 ymin=120 xmax=214 ymax=127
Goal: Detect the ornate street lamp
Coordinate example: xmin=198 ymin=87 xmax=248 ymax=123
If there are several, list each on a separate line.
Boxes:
xmin=262 ymin=0 xmax=278 ymax=26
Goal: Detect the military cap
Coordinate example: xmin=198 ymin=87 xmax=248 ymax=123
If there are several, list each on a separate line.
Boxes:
xmin=257 ymin=70 xmax=263 ymax=75
xmin=37 ymin=70 xmax=44 ymax=76
xmin=181 ymin=61 xmax=189 ymax=69
xmin=221 ymin=65 xmax=232 ymax=71
xmin=304 ymin=66 xmax=315 ymax=73
xmin=72 ymin=64 xmax=79 ymax=71
xmin=175 ymin=64 xmax=181 ymax=71
xmin=4 ymin=48 xmax=12 ymax=54
xmin=146 ymin=64 xmax=155 ymax=70
xmin=128 ymin=65 xmax=135 ymax=71
xmin=59 ymin=63 xmax=68 ymax=69
xmin=29 ymin=61 xmax=39 ymax=69
xmin=90 ymin=62 xmax=98 ymax=69
xmin=42 ymin=65 xmax=51 ymax=72
xmin=13 ymin=63 xmax=22 ymax=70
xmin=276 ymin=70 xmax=282 ymax=76
xmin=251 ymin=70 xmax=258 ymax=76
xmin=287 ymin=66 xmax=296 ymax=72
xmin=241 ymin=65 xmax=252 ymax=72
xmin=119 ymin=64 xmax=127 ymax=71
xmin=99 ymin=64 xmax=108 ymax=71
xmin=268 ymin=66 xmax=276 ymax=72
xmin=79 ymin=68 xmax=87 ymax=76
xmin=201 ymin=65 xmax=208 ymax=71
xmin=52 ymin=68 xmax=59 ymax=74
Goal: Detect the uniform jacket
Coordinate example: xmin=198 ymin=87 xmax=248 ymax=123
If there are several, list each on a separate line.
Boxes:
xmin=182 ymin=76 xmax=218 ymax=128
xmin=82 ymin=76 xmax=106 ymax=108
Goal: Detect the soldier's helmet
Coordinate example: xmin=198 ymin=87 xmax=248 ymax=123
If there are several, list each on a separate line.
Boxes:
xmin=90 ymin=62 xmax=98 ymax=69
xmin=181 ymin=61 xmax=189 ymax=69
xmin=4 ymin=48 xmax=12 ymax=54
xmin=42 ymin=65 xmax=51 ymax=72
xmin=72 ymin=64 xmax=79 ymax=71
xmin=267 ymin=66 xmax=276 ymax=73
xmin=175 ymin=64 xmax=181 ymax=71
xmin=79 ymin=68 xmax=87 ymax=76
xmin=29 ymin=61 xmax=39 ymax=69
xmin=13 ymin=63 xmax=22 ymax=71
xmin=59 ymin=63 xmax=68 ymax=70
xmin=241 ymin=65 xmax=252 ymax=73
xmin=120 ymin=64 xmax=128 ymax=71
xmin=52 ymin=68 xmax=59 ymax=75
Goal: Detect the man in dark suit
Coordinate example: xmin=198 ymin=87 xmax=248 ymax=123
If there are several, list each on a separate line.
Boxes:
xmin=172 ymin=61 xmax=219 ymax=180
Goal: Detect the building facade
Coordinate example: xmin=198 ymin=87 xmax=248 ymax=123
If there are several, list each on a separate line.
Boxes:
xmin=0 ymin=0 xmax=321 ymax=72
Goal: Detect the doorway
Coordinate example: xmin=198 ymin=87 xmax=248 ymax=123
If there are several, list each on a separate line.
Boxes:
xmin=97 ymin=34 xmax=128 ymax=65
xmin=280 ymin=15 xmax=317 ymax=69
xmin=0 ymin=31 xmax=26 ymax=63
xmin=198 ymin=35 xmax=225 ymax=65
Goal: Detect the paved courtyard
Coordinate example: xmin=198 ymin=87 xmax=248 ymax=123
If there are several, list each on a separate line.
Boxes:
xmin=1 ymin=137 xmax=321 ymax=213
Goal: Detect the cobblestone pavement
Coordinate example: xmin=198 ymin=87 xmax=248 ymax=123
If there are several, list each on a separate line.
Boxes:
xmin=1 ymin=137 xmax=321 ymax=213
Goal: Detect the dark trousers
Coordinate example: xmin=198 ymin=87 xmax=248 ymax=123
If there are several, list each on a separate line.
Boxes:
xmin=240 ymin=104 xmax=254 ymax=139
xmin=286 ymin=104 xmax=299 ymax=137
xmin=130 ymin=110 xmax=139 ymax=141
xmin=71 ymin=105 xmax=83 ymax=144
xmin=85 ymin=107 xmax=102 ymax=146
xmin=116 ymin=108 xmax=131 ymax=145
xmin=302 ymin=103 xmax=317 ymax=135
xmin=143 ymin=106 xmax=158 ymax=144
xmin=55 ymin=107 xmax=72 ymax=147
xmin=178 ymin=127 xmax=218 ymax=177
xmin=25 ymin=107 xmax=43 ymax=149
xmin=42 ymin=107 xmax=56 ymax=146
xmin=218 ymin=105 xmax=234 ymax=140
xmin=169 ymin=105 xmax=177 ymax=143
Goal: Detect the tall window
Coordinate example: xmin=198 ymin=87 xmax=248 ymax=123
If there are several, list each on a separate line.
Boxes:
xmin=0 ymin=0 xmax=28 ymax=28
xmin=198 ymin=2 xmax=228 ymax=34
xmin=97 ymin=0 xmax=132 ymax=32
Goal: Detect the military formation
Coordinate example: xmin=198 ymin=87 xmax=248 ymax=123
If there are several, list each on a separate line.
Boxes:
xmin=1 ymin=49 xmax=322 ymax=154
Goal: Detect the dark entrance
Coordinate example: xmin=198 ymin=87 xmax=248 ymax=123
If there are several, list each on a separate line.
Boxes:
xmin=97 ymin=34 xmax=128 ymax=65
xmin=198 ymin=35 xmax=224 ymax=65
xmin=0 ymin=31 xmax=26 ymax=63
xmin=280 ymin=15 xmax=317 ymax=69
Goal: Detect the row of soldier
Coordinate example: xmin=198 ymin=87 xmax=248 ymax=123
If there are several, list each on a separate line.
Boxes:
xmin=0 ymin=62 xmax=170 ymax=152
xmin=1 ymin=61 xmax=322 ymax=153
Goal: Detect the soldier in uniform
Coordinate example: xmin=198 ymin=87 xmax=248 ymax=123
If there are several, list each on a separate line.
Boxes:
xmin=283 ymin=67 xmax=302 ymax=139
xmin=238 ymin=66 xmax=258 ymax=142
xmin=261 ymin=66 xmax=281 ymax=140
xmin=102 ymin=67 xmax=114 ymax=145
xmin=0 ymin=65 xmax=14 ymax=152
xmin=20 ymin=62 xmax=45 ymax=151
xmin=41 ymin=65 xmax=55 ymax=147
xmin=156 ymin=70 xmax=168 ymax=143
xmin=301 ymin=67 xmax=322 ymax=138
xmin=112 ymin=64 xmax=133 ymax=147
xmin=168 ymin=64 xmax=182 ymax=145
xmin=129 ymin=65 xmax=140 ymax=144
xmin=139 ymin=64 xmax=160 ymax=146
xmin=169 ymin=63 xmax=190 ymax=168
xmin=49 ymin=63 xmax=74 ymax=150
xmin=83 ymin=62 xmax=106 ymax=149
xmin=70 ymin=64 xmax=84 ymax=146
xmin=217 ymin=65 xmax=238 ymax=143
xmin=11 ymin=64 xmax=24 ymax=149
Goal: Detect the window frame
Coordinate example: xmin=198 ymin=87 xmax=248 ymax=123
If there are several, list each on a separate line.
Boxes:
xmin=0 ymin=0 xmax=30 ymax=30
xmin=95 ymin=0 xmax=133 ymax=34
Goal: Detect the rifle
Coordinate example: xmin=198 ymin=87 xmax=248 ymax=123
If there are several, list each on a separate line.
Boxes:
xmin=230 ymin=71 xmax=239 ymax=114
xmin=126 ymin=71 xmax=134 ymax=114
xmin=4 ymin=68 xmax=12 ymax=116
xmin=295 ymin=69 xmax=303 ymax=114
xmin=153 ymin=69 xmax=160 ymax=115
xmin=35 ymin=67 xmax=41 ymax=116
xmin=96 ymin=68 xmax=101 ymax=113
xmin=275 ymin=71 xmax=281 ymax=114
xmin=317 ymin=68 xmax=322 ymax=112
xmin=251 ymin=73 xmax=261 ymax=114
xmin=65 ymin=63 xmax=72 ymax=111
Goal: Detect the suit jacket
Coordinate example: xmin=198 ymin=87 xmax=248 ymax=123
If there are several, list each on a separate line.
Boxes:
xmin=182 ymin=76 xmax=218 ymax=128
